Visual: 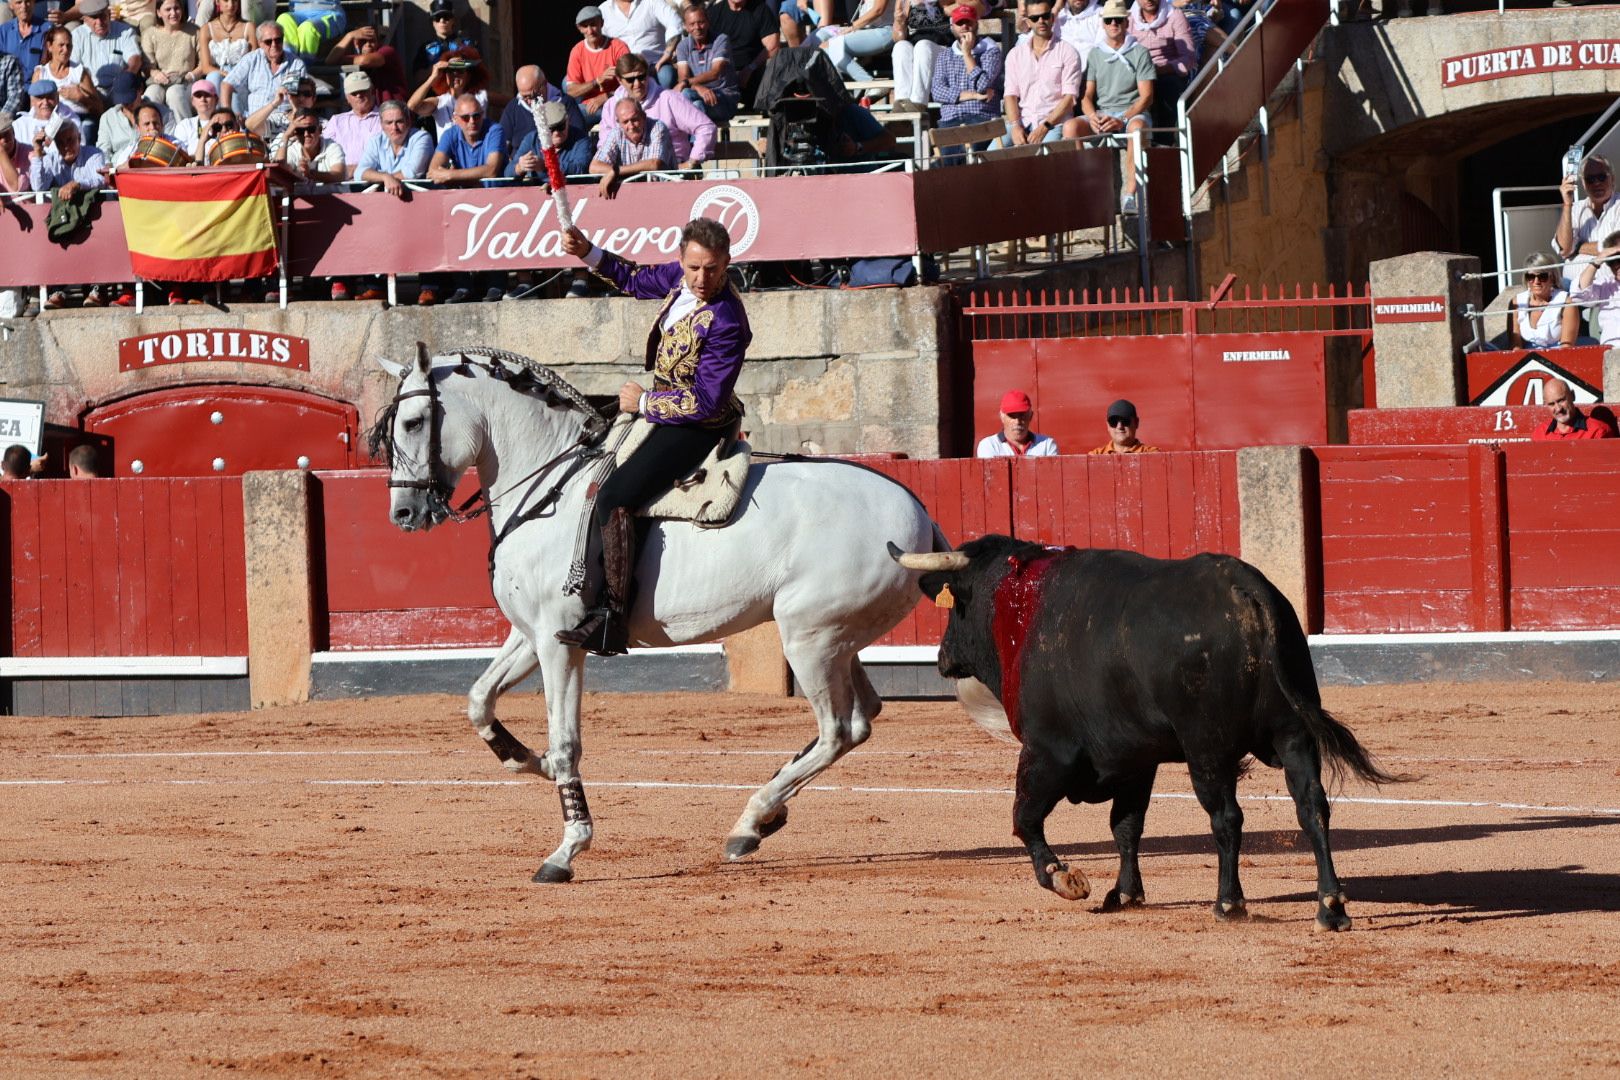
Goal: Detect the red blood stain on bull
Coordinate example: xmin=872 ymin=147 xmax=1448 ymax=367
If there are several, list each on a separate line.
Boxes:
xmin=989 ymin=548 xmax=1069 ymax=742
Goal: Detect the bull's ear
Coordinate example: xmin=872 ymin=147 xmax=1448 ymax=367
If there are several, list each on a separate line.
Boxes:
xmin=918 ymin=572 xmax=966 ymax=608
xmin=376 ymin=356 xmax=406 ymax=379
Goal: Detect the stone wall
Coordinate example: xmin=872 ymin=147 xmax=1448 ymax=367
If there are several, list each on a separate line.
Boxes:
xmin=0 ymin=286 xmax=955 ymax=460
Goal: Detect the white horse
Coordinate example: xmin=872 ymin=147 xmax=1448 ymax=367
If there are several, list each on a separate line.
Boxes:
xmin=375 ymin=346 xmax=942 ymax=883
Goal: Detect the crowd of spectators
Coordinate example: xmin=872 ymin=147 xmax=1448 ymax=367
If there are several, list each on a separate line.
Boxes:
xmin=2 ymin=0 xmax=1236 ymax=308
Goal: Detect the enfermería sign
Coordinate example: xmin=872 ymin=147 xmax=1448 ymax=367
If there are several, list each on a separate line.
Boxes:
xmin=1441 ymin=40 xmax=1620 ymax=88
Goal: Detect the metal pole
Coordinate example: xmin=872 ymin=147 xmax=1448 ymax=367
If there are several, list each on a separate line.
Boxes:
xmin=1178 ymin=96 xmax=1198 ymax=297
xmin=1133 ymin=129 xmax=1150 ymax=290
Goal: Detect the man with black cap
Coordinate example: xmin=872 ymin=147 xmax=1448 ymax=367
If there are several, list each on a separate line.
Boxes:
xmin=413 ymin=0 xmax=478 ymax=83
xmin=1088 ymin=398 xmax=1159 ymax=454
xmin=976 ymin=388 xmax=1059 ymax=458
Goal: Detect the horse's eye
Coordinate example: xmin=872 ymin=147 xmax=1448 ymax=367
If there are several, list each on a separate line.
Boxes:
xmin=403 ymin=417 xmax=424 ymax=433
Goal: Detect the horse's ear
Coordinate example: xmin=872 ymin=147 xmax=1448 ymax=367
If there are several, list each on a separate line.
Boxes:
xmin=376 ymin=356 xmax=407 ymax=379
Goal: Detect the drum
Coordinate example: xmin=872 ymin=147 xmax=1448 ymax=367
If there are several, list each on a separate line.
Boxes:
xmin=206 ymin=131 xmax=269 ymax=167
xmin=128 ymin=134 xmax=191 ymax=168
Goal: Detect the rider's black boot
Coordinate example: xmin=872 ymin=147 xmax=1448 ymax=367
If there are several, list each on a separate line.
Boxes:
xmin=556 ymin=508 xmax=633 ymax=657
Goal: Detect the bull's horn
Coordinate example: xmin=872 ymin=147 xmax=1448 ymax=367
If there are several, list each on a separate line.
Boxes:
xmin=890 ymin=547 xmax=970 ymax=572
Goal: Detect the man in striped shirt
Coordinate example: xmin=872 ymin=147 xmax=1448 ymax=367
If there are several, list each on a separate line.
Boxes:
xmin=590 ymin=96 xmax=673 ymax=199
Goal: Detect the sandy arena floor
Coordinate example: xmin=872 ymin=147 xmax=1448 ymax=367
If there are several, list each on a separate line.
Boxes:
xmin=3 ymin=682 xmax=1618 ymax=1077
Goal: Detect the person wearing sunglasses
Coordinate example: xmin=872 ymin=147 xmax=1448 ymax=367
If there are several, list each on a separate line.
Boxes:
xmin=412 ymin=0 xmax=477 ymax=84
xmin=421 ymin=91 xmax=505 ymax=304
xmin=271 ymin=107 xmax=344 ymax=193
xmin=977 ymin=389 xmax=1059 ymax=458
xmin=220 ymin=19 xmax=307 ymax=129
xmin=594 ymin=51 xmax=714 ymax=171
xmin=1001 ymin=0 xmax=1083 ymax=147
xmin=1088 ymin=398 xmax=1158 ymax=455
xmin=1081 ymin=0 xmax=1152 ymax=212
xmin=1555 ymin=154 xmax=1617 ymax=272
xmin=1507 ymin=252 xmax=1579 ymax=351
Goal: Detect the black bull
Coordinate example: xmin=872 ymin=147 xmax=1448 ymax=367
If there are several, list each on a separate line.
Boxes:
xmin=892 ymin=535 xmax=1400 ymax=932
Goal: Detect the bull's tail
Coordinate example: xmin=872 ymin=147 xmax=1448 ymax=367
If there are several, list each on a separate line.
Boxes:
xmin=1242 ymin=577 xmax=1407 ymax=789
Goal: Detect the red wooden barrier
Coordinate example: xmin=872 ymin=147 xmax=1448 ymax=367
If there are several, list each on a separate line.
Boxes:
xmin=1501 ymin=442 xmax=1620 ymax=630
xmin=1346 ymin=405 xmax=1620 ymax=445
xmin=4 ymin=478 xmax=248 ymax=657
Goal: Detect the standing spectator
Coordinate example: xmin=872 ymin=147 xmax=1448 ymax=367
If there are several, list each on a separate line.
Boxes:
xmin=1 ymin=0 xmax=49 ymax=78
xmin=412 ymin=0 xmax=477 ymax=83
xmin=70 ymin=0 xmax=142 ymax=102
xmin=272 ymin=107 xmax=344 ymax=193
xmin=1081 ymin=0 xmax=1152 ymax=212
xmin=590 ymin=95 xmax=673 ymax=199
xmin=324 ymin=22 xmax=406 ymax=102
xmin=32 ymin=26 xmax=101 ymax=137
xmin=2 ymin=445 xmax=31 ymax=479
xmin=1087 ymin=398 xmax=1159 ymax=454
xmin=821 ymin=0 xmax=895 ymax=85
xmin=565 ymin=5 xmax=629 ymax=129
xmin=1571 ymin=231 xmax=1620 ymax=348
xmin=325 ymin=69 xmax=380 ymax=178
xmin=1055 ymin=0 xmax=1105 ymax=69
xmin=890 ymin=0 xmax=959 ymax=112
xmin=1001 ymin=0 xmax=1081 ymax=146
xmin=930 ymin=4 xmax=1001 ymax=162
xmin=356 ymin=96 xmax=431 ymax=192
xmin=422 ymin=92 xmax=504 ymax=305
xmin=197 ymin=0 xmax=256 ymax=82
xmin=706 ymin=0 xmax=779 ymax=106
xmin=1507 ymin=253 xmax=1579 ymax=350
xmin=596 ymin=52 xmax=714 ymax=170
xmin=140 ymin=0 xmax=200 ymax=120
xmin=1530 ymin=377 xmax=1615 ymax=441
xmin=977 ymin=389 xmax=1058 ymax=457
xmin=601 ymin=0 xmax=681 ymax=90
xmin=1127 ymin=0 xmax=1193 ymax=133
xmin=676 ymin=2 xmax=739 ymax=123
xmin=408 ymin=48 xmax=490 ymax=139
xmin=1555 ymin=154 xmax=1617 ymax=279
xmin=172 ymin=77 xmax=215 ymax=154
xmin=0 ymin=49 xmax=22 ymax=118
xmin=0 ymin=112 xmax=26 ymax=192
xmin=221 ymin=20 xmax=306 ymax=129
xmin=499 ymin=64 xmax=581 ymax=164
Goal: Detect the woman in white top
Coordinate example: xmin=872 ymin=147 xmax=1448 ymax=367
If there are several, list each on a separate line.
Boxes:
xmin=198 ymin=0 xmax=257 ymax=80
xmin=32 ymin=27 xmax=100 ymax=124
xmin=820 ymin=0 xmax=896 ymax=83
xmin=1509 ymin=252 xmax=1579 ymax=349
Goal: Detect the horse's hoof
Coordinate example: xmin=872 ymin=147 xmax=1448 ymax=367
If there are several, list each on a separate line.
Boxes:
xmin=757 ymin=807 xmax=789 ymax=840
xmin=1048 ymin=864 xmax=1090 ymax=901
xmin=1101 ymin=888 xmax=1144 ymax=912
xmin=1213 ymin=899 xmax=1249 ymax=921
xmin=723 ymin=834 xmax=762 ymax=861
xmin=531 ymin=861 xmax=573 ymax=884
xmin=1314 ymin=893 xmax=1352 ymax=932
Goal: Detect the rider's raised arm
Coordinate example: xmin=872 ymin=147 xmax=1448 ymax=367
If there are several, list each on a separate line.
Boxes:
xmin=582 ymin=246 xmax=684 ymax=300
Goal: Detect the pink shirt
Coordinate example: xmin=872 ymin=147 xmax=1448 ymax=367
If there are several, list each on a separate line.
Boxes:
xmin=595 ymin=82 xmax=717 ymax=164
xmin=1128 ymin=3 xmax=1197 ymax=78
xmin=1003 ymin=36 xmax=1083 ymax=128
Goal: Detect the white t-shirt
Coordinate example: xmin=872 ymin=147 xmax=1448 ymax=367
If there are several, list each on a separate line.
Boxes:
xmin=975 ymin=432 xmax=1059 ymax=458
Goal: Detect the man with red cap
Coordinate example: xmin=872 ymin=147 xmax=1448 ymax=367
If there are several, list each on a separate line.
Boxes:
xmin=977 ymin=389 xmax=1058 ymax=457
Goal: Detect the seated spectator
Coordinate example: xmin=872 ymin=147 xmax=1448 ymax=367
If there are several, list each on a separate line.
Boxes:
xmin=272 ymin=107 xmax=344 ymax=194
xmin=1 ymin=1 xmax=50 ymax=78
xmin=499 ymin=64 xmax=582 ymax=166
xmin=1081 ymin=0 xmax=1152 ymax=212
xmin=1055 ymin=0 xmax=1105 ymax=68
xmin=95 ymin=70 xmax=155 ymax=163
xmin=890 ymin=0 xmax=959 ymax=112
xmin=171 ymin=77 xmax=216 ymax=155
xmin=274 ymin=0 xmax=347 ymax=60
xmin=29 ymin=119 xmax=108 ymax=310
xmin=325 ymin=69 xmax=380 ymax=178
xmin=68 ymin=443 xmax=101 ymax=478
xmin=1087 ymin=398 xmax=1159 ymax=454
xmin=70 ymin=0 xmax=142 ymax=105
xmin=590 ymin=95 xmax=672 ymax=199
xmin=357 ymin=97 xmax=431 ymax=192
xmin=61 ymin=0 xmax=157 ymax=31
xmin=1172 ymin=0 xmax=1224 ymax=61
xmin=596 ymin=53 xmax=714 ymax=170
xmin=565 ymin=5 xmax=629 ymax=129
xmin=601 ymin=0 xmax=682 ymax=90
xmin=930 ymin=3 xmax=1001 ymax=162
xmin=1555 ymin=154 xmax=1616 ymax=283
xmin=1001 ymin=0 xmax=1081 ymax=146
xmin=409 ymin=48 xmax=490 ymax=139
xmin=14 ymin=78 xmax=79 ymax=156
xmin=1531 ymin=377 xmax=1614 ymax=441
xmin=140 ymin=0 xmax=200 ymax=119
xmin=1508 ymin=253 xmax=1579 ymax=350
xmin=1 ymin=50 xmax=23 ymax=119
xmin=325 ymin=22 xmax=407 ymax=102
xmin=1127 ymin=0 xmax=1194 ymax=133
xmin=0 ymin=112 xmax=26 ymax=192
xmin=706 ymin=0 xmax=779 ymax=106
xmin=412 ymin=0 xmax=478 ymax=84
xmin=1571 ymin=231 xmax=1620 ymax=348
xmin=510 ymin=97 xmax=591 ymax=180
xmin=254 ymin=71 xmax=314 ymax=151
xmin=221 ymin=21 xmax=307 ymax=137
xmin=2 ymin=444 xmax=31 ymax=479
xmin=196 ymin=103 xmax=239 ymax=164
xmin=31 ymin=26 xmax=101 ymax=137
xmin=197 ymin=0 xmax=256 ymax=83
xmin=779 ymin=0 xmax=838 ymax=49
xmin=108 ymin=96 xmax=164 ymax=165
xmin=422 ymin=92 xmax=505 ymax=305
xmin=977 ymin=389 xmax=1058 ymax=457
xmin=676 ymin=2 xmax=739 ymax=123
xmin=820 ymin=0 xmax=896 ymax=84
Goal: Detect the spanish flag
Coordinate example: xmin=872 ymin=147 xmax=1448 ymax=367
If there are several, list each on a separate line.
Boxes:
xmin=116 ymin=169 xmax=279 ymax=282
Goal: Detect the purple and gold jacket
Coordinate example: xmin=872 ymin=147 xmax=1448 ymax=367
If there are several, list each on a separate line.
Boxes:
xmin=592 ymin=251 xmax=750 ymax=430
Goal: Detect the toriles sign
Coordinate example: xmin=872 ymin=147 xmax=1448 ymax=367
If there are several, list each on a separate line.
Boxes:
xmin=1372 ymin=296 xmax=1446 ymax=323
xmin=1441 ymin=40 xmax=1620 ymax=88
xmin=118 ymin=330 xmax=311 ymax=372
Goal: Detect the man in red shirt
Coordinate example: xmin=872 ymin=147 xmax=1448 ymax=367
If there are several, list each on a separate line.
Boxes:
xmin=566 ymin=5 xmax=630 ymax=128
xmin=1532 ymin=378 xmax=1615 ymax=441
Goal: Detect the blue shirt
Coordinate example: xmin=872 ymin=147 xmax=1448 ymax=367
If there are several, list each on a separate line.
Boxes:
xmin=434 ymin=119 xmax=504 ymax=171
xmin=0 ymin=8 xmax=48 ymax=76
xmin=497 ymin=84 xmax=584 ymax=154
xmin=356 ymin=127 xmax=433 ymax=179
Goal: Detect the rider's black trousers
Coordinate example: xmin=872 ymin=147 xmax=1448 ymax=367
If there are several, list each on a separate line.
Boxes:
xmin=594 ymin=422 xmax=725 ymax=529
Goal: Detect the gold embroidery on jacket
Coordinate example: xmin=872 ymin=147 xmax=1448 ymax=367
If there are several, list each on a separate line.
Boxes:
xmin=647 ymin=307 xmax=715 ymax=418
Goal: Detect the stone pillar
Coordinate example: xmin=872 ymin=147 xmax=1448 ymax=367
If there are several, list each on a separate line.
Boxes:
xmin=1368 ymin=252 xmax=1481 ymax=407
xmin=1237 ymin=445 xmax=1319 ymax=634
xmin=1605 ymin=348 xmax=1620 ymax=402
xmin=242 ymin=470 xmax=315 ymax=707
xmin=726 ymin=621 xmax=791 ymax=696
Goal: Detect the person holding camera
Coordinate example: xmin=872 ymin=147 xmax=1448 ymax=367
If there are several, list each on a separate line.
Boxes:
xmin=1555 ymin=155 xmax=1617 ymax=274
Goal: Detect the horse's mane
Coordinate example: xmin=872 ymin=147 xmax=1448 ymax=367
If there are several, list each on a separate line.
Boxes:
xmin=366 ymin=346 xmax=611 ymax=465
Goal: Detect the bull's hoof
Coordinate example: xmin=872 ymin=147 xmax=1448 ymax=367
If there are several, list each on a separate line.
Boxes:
xmin=1314 ymin=893 xmax=1352 ymax=932
xmin=723 ymin=834 xmax=762 ymax=861
xmin=1213 ymin=899 xmax=1249 ymax=921
xmin=1047 ymin=863 xmax=1091 ymax=901
xmin=531 ymin=861 xmax=573 ymax=884
xmin=1101 ymin=888 xmax=1145 ymax=912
